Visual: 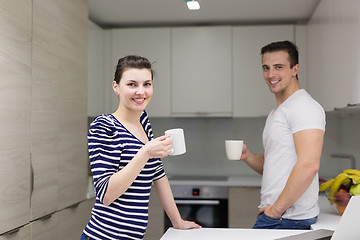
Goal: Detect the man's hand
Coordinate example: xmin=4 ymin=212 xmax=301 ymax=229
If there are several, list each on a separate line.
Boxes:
xmin=258 ymin=204 xmax=283 ymax=219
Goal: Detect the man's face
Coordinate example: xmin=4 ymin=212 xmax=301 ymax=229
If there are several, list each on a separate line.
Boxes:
xmin=261 ymin=50 xmax=298 ymax=95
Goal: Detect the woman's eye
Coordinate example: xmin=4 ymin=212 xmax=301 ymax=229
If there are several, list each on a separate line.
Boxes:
xmin=128 ymin=83 xmax=136 ymax=87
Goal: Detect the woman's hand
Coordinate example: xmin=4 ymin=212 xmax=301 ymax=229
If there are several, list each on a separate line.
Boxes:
xmin=142 ymin=135 xmax=172 ymax=158
xmin=172 ymin=219 xmax=202 ymax=230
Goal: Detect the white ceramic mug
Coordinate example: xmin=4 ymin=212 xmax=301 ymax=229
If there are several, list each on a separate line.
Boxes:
xmin=164 ymin=128 xmax=186 ymax=156
xmin=225 ymin=140 xmax=243 ymax=160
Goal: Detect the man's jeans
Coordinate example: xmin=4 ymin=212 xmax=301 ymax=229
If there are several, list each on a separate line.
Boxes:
xmin=253 ymin=212 xmax=318 ymax=230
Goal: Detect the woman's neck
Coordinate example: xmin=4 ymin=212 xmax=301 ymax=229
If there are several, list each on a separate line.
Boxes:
xmin=112 ymin=106 xmax=142 ymax=124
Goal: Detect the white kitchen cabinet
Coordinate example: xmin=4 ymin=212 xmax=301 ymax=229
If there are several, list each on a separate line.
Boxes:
xmin=232 ymin=25 xmax=294 ymax=117
xmin=228 ymin=187 xmax=260 ymax=228
xmin=111 ymin=28 xmax=172 ymax=117
xmin=308 ymin=0 xmax=360 ymax=111
xmin=0 ymin=0 xmax=31 ymax=234
xmin=171 ymin=26 xmax=232 ymax=117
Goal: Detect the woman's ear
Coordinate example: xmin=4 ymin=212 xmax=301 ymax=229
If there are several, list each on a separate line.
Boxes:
xmin=112 ymin=81 xmax=119 ymax=95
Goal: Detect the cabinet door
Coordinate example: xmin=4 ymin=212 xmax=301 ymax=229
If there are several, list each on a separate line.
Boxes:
xmin=228 ymin=187 xmax=260 ymax=228
xmin=31 ymin=0 xmax=62 ymax=220
xmin=171 ymin=26 xmax=232 ymax=117
xmin=232 ymin=25 xmax=294 ymax=117
xmin=31 ymin=0 xmax=88 ymax=219
xmin=0 ymin=0 xmax=31 ymax=234
xmin=55 ymin=0 xmax=89 ymax=211
xmin=0 ymin=224 xmax=31 ymax=240
xmin=30 ymin=214 xmax=58 ymax=240
xmin=111 ymin=28 xmax=172 ymax=117
xmin=308 ymin=0 xmax=360 ymax=111
xmin=57 ymin=198 xmax=95 ymax=239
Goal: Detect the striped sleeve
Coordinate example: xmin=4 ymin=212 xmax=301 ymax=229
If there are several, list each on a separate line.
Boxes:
xmin=140 ymin=111 xmax=166 ymax=181
xmin=88 ymin=115 xmax=122 ymax=203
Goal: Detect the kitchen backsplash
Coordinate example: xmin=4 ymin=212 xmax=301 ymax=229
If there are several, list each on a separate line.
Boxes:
xmin=88 ymin=111 xmax=360 ymax=178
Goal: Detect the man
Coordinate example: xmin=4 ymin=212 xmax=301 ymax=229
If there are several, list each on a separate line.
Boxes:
xmin=240 ymin=41 xmax=325 ymax=230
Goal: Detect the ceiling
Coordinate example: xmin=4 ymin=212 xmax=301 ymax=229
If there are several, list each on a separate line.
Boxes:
xmin=89 ymin=0 xmax=321 ymax=29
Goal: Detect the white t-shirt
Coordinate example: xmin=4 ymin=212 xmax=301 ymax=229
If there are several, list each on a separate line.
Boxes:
xmin=260 ymin=89 xmax=326 ymax=219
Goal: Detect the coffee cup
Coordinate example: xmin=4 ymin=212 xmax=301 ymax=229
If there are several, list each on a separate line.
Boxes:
xmin=225 ymin=140 xmax=243 ymax=160
xmin=165 ymin=128 xmax=186 ymax=156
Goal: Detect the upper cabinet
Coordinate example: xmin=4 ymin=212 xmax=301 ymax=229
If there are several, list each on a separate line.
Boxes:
xmin=308 ymin=0 xmax=360 ymax=111
xmin=111 ymin=28 xmax=172 ymax=117
xmin=232 ymin=25 xmax=294 ymax=117
xmin=1 ymin=0 xmax=88 ymax=235
xmin=171 ymin=26 xmax=232 ymax=117
xmin=89 ymin=24 xmax=297 ymax=118
xmin=0 ymin=0 xmax=31 ymax=234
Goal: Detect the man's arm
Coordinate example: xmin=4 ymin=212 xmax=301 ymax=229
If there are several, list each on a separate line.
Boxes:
xmin=261 ymin=129 xmax=324 ymax=218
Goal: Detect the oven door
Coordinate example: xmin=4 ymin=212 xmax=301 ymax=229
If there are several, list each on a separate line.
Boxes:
xmin=164 ymin=198 xmax=228 ymax=231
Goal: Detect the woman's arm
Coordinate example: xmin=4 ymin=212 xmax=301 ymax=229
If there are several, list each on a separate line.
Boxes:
xmin=154 ymin=176 xmax=201 ymax=229
xmin=103 ymin=135 xmax=171 ymax=205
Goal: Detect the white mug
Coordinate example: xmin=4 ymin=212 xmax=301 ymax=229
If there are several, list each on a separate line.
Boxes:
xmin=225 ymin=140 xmax=243 ymax=160
xmin=165 ymin=128 xmax=186 ymax=156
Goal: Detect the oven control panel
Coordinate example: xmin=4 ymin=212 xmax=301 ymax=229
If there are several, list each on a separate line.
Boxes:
xmin=192 ymin=188 xmax=200 ymax=196
xmin=171 ymin=185 xmax=228 ymax=199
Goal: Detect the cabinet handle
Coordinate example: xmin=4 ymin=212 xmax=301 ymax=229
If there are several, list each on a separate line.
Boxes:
xmin=69 ymin=202 xmax=80 ymax=209
xmin=42 ymin=213 xmax=53 ymax=220
xmin=30 ymin=154 xmax=34 ymax=196
xmin=347 ymin=103 xmax=360 ymax=107
xmin=4 ymin=227 xmax=20 ymax=235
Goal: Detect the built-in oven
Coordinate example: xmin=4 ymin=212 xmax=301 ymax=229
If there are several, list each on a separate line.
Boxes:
xmin=164 ymin=176 xmax=228 ymax=231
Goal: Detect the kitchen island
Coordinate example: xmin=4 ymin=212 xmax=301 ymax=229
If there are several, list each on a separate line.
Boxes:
xmin=160 ymin=194 xmax=341 ymax=240
xmin=161 ymin=228 xmax=309 ymax=240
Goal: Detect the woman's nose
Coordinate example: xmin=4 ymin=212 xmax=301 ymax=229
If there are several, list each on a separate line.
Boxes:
xmin=136 ymin=86 xmax=145 ymax=94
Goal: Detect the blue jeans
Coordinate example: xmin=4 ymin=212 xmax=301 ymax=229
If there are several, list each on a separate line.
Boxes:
xmin=253 ymin=212 xmax=318 ymax=230
xmin=80 ymin=232 xmax=95 ymax=240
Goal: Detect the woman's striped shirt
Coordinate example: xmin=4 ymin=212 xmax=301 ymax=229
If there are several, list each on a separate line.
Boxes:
xmin=83 ymin=111 xmax=166 ymax=240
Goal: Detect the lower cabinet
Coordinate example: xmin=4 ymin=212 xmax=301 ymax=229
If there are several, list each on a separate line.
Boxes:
xmin=56 ymin=198 xmax=95 ymax=239
xmin=228 ymin=187 xmax=261 ymax=228
xmin=0 ymin=198 xmax=95 ymax=240
xmin=145 ymin=187 xmax=164 ymax=240
xmin=0 ymin=225 xmax=31 ymax=240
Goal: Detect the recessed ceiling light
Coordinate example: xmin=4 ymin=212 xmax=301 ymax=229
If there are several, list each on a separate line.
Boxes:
xmin=186 ymin=0 xmax=200 ymax=10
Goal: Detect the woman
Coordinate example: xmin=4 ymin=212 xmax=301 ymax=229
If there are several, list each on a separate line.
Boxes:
xmin=81 ymin=55 xmax=200 ymax=240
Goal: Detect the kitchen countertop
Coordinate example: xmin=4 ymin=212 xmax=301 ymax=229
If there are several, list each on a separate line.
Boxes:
xmin=311 ymin=194 xmax=341 ymax=231
xmin=168 ymin=175 xmax=262 ymax=187
xmin=160 ymin=195 xmax=342 ymax=240
xmin=160 ymin=228 xmax=309 ymax=240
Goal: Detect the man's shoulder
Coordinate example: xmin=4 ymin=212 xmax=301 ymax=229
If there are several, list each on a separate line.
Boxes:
xmin=287 ymin=89 xmax=324 ymax=113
